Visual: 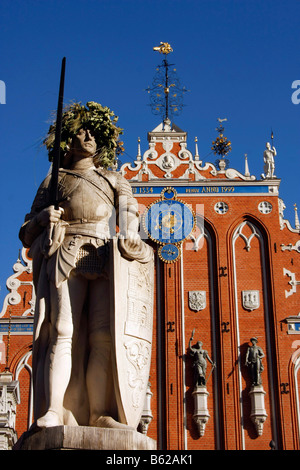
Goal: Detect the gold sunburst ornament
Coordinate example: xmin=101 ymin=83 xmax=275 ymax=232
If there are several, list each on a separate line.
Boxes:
xmin=211 ymin=118 xmax=232 ymax=158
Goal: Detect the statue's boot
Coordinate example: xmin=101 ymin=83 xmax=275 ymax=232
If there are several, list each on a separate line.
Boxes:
xmin=93 ymin=416 xmax=135 ymax=430
xmin=36 ymin=410 xmax=63 ymax=428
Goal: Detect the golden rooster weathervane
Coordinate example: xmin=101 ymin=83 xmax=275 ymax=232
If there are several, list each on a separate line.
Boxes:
xmin=153 ymin=42 xmax=173 ymax=55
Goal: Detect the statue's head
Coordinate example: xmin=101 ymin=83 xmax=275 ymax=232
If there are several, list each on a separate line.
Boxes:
xmin=196 ymin=341 xmax=203 ymax=348
xmin=250 ymin=337 xmax=258 ymax=344
xmin=70 ymin=128 xmax=97 ymax=160
xmin=43 ymin=101 xmax=123 ymax=169
xmin=266 ymin=142 xmax=271 ymax=149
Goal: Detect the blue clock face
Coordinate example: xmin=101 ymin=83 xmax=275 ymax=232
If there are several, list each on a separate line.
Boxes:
xmin=158 ymin=243 xmax=180 ymax=263
xmin=144 ymin=198 xmax=195 ymax=244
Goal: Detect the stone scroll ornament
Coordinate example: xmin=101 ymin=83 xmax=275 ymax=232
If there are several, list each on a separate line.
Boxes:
xmin=143 ymin=187 xmax=196 ymax=263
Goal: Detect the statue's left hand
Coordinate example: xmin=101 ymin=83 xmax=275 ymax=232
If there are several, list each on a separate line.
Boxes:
xmin=118 ymin=231 xmax=153 ymax=263
xmin=120 ymin=231 xmax=141 ymax=250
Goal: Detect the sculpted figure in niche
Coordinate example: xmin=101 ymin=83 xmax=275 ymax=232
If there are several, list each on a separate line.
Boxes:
xmin=262 ymin=142 xmax=277 ymax=179
xmin=245 ymin=337 xmax=265 ymax=386
xmin=19 ymin=102 xmax=152 ymax=429
xmin=188 ymin=330 xmax=215 ymax=387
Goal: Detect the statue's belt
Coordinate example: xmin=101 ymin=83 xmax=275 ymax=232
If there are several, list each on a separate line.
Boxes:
xmin=66 ymin=219 xmax=108 ymax=225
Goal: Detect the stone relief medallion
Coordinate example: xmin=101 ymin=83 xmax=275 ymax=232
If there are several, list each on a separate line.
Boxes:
xmin=242 ymin=290 xmax=260 ymax=311
xmin=189 ymin=291 xmax=206 ymax=311
xmin=162 ymin=154 xmax=175 ymax=169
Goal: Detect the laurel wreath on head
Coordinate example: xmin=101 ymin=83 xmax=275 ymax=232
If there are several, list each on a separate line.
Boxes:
xmin=43 ymin=101 xmax=124 ymax=169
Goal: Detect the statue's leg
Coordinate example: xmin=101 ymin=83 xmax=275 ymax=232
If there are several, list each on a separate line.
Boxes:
xmin=37 ymin=274 xmax=88 ymax=427
xmin=86 ymin=277 xmax=117 ymax=426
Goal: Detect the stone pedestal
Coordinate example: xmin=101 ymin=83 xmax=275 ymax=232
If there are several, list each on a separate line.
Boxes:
xmin=249 ymin=385 xmax=267 ymax=436
xmin=15 ymin=425 xmax=157 ymax=450
xmin=192 ymin=386 xmax=210 ymax=437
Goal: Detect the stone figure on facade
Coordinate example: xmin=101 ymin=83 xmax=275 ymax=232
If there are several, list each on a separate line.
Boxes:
xmin=188 ymin=330 xmax=215 ymax=387
xmin=245 ymin=337 xmax=265 ymax=386
xmin=262 ymin=142 xmax=276 ymax=179
xmin=19 ymin=102 xmax=153 ymax=430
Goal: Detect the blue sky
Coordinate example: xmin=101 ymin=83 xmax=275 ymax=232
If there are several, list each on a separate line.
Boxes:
xmin=0 ymin=0 xmax=299 ymax=303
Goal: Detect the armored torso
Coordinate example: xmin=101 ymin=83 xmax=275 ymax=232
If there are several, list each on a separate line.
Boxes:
xmin=58 ymin=168 xmax=115 ymax=239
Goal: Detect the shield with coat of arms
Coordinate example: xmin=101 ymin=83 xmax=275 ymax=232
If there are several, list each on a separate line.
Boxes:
xmin=189 ymin=291 xmax=206 ymax=311
xmin=110 ymin=237 xmax=154 ymax=429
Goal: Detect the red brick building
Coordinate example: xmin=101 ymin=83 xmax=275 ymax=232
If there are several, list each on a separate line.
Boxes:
xmin=0 ymin=118 xmax=299 ymax=451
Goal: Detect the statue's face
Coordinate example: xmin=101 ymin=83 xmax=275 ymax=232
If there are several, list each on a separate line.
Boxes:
xmin=71 ymin=128 xmax=97 ymax=159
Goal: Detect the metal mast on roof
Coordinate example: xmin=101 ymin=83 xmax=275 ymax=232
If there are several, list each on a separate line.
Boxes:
xmin=146 ymin=42 xmax=188 ymax=126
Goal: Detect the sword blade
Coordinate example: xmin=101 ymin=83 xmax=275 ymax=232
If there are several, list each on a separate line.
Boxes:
xmin=50 ymin=57 xmax=66 ymax=209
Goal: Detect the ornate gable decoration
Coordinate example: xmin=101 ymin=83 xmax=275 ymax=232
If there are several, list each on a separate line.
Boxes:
xmin=121 ymin=44 xmax=256 ymax=183
xmin=120 ymin=119 xmax=256 ymax=183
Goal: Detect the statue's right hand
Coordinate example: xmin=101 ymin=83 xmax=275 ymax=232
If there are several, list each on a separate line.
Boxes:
xmin=36 ymin=206 xmax=64 ymax=227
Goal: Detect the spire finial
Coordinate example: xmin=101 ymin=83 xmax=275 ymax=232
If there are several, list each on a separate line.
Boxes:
xmin=146 ymin=43 xmax=188 ymax=123
xmin=294 ymin=203 xmax=300 ymax=229
xmin=194 ymin=137 xmax=200 ymax=161
xmin=244 ymin=153 xmax=250 ymax=177
xmin=137 ymin=137 xmax=141 ymax=161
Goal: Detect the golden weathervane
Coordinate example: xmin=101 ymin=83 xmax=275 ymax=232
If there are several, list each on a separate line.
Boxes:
xmin=153 ymin=42 xmax=173 ymax=55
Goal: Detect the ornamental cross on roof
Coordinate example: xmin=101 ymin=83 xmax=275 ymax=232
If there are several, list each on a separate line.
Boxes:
xmin=146 ymin=42 xmax=189 ymax=123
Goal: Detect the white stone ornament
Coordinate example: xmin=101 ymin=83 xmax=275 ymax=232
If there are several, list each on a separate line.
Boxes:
xmin=284 ymin=268 xmax=300 ymax=298
xmin=214 ymin=201 xmax=229 ymax=214
xmin=258 ymin=201 xmax=272 ymax=214
xmin=192 ymin=387 xmax=210 ymax=437
xmin=249 ymin=385 xmax=268 ymax=436
xmin=242 ymin=290 xmax=260 ymax=311
xmin=189 ymin=291 xmax=206 ymax=311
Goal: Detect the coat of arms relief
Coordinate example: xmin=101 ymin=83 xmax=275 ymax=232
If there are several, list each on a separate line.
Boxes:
xmin=188 ymin=291 xmax=206 ymax=312
xmin=242 ymin=290 xmax=260 ymax=311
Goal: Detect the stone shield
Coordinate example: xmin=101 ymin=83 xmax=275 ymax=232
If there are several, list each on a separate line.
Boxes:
xmin=189 ymin=291 xmax=206 ymax=311
xmin=110 ymin=238 xmax=154 ymax=429
xmin=242 ymin=290 xmax=260 ymax=311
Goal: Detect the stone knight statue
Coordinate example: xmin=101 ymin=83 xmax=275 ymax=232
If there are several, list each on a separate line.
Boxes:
xmin=19 ymin=101 xmax=153 ymax=430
